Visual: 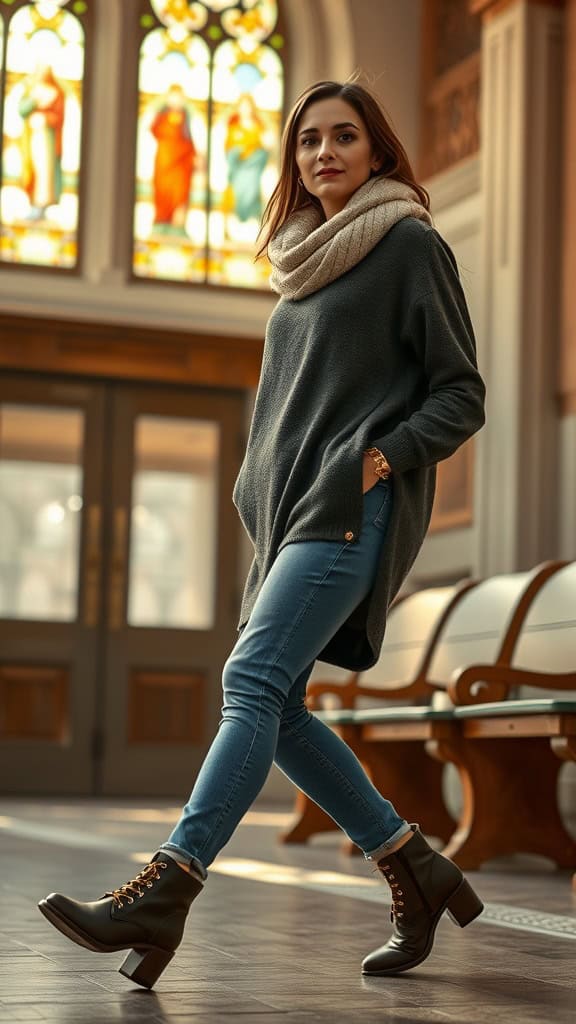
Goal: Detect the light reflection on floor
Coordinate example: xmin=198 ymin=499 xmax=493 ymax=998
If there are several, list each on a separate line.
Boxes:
xmin=0 ymin=805 xmax=293 ymax=826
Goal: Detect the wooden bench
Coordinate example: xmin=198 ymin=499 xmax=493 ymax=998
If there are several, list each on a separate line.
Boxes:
xmin=279 ymin=562 xmax=570 ymax=870
xmin=435 ymin=560 xmax=576 ymax=879
xmin=279 ymin=580 xmax=477 ymax=851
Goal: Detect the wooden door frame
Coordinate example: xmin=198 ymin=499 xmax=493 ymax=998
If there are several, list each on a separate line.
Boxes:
xmin=98 ymin=381 xmax=246 ymax=795
xmin=0 ymin=309 xmax=261 ymax=795
xmin=0 ymin=373 xmax=108 ymax=793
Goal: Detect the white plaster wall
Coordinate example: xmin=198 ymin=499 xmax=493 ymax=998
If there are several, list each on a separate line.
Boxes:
xmin=409 ymin=161 xmax=484 ymax=586
xmin=559 ymin=415 xmax=576 ymax=562
xmin=345 ymin=0 xmax=422 ymax=168
xmin=558 ymin=416 xmax=576 ymax=826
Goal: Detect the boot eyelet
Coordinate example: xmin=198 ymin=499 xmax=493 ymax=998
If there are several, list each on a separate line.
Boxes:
xmin=138 ymin=892 xmax=144 ymax=898
xmin=146 ymin=881 xmax=153 ymax=887
xmin=127 ymin=897 xmax=134 ymax=904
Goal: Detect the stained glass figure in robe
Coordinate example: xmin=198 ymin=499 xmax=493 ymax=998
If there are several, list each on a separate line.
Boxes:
xmin=19 ymin=61 xmax=66 ymax=221
xmin=224 ymin=92 xmax=268 ymax=230
xmin=208 ymin=40 xmax=281 ymax=284
xmin=151 ymin=84 xmax=197 ymax=233
xmin=0 ymin=3 xmax=85 ymax=268
xmin=133 ymin=28 xmax=210 ymax=281
xmin=135 ymin=0 xmax=284 ymax=287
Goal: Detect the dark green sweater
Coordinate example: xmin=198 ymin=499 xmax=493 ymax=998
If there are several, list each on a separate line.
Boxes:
xmin=232 ymin=217 xmax=486 ymax=670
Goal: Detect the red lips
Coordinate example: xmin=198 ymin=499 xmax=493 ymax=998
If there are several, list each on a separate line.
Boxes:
xmin=316 ymin=169 xmax=343 ymax=177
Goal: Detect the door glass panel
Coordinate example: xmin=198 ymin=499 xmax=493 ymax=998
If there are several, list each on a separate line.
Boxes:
xmin=0 ymin=405 xmax=84 ymax=621
xmin=128 ymin=416 xmax=219 ymax=629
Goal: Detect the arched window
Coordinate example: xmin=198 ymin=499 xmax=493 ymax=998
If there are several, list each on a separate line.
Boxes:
xmin=133 ymin=0 xmax=286 ymax=289
xmin=0 ymin=0 xmax=89 ymax=270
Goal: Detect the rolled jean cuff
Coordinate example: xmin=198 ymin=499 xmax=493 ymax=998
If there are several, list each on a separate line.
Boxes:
xmin=156 ymin=843 xmax=208 ymax=881
xmin=363 ymin=821 xmax=413 ymax=862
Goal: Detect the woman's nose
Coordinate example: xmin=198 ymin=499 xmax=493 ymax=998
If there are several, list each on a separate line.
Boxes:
xmin=317 ymin=138 xmax=336 ymax=159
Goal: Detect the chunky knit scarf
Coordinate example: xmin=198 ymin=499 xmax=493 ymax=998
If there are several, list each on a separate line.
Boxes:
xmin=268 ymin=175 xmax=433 ymax=301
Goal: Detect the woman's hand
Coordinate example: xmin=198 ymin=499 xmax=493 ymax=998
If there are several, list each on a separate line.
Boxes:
xmin=362 ymin=451 xmax=381 ymax=494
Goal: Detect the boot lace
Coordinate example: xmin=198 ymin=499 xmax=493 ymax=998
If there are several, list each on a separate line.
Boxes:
xmin=378 ymin=862 xmax=405 ymax=923
xmin=103 ymin=860 xmax=168 ymax=909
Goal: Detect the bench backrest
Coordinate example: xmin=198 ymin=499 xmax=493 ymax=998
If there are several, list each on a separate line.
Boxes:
xmin=513 ymin=562 xmax=576 ymax=680
xmin=426 ymin=564 xmax=564 ymax=691
xmin=359 ymin=584 xmax=471 ymax=690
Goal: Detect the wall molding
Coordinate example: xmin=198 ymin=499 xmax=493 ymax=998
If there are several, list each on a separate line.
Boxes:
xmin=0 ymin=314 xmax=263 ymax=389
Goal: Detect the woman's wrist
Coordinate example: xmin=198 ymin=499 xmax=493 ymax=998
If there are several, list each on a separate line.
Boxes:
xmin=364 ymin=446 xmax=392 ymax=479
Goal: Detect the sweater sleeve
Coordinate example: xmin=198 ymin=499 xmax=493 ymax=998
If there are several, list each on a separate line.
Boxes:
xmin=372 ymin=228 xmax=486 ymax=473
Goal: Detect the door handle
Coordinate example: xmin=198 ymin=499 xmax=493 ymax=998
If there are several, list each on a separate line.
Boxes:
xmin=109 ymin=506 xmax=128 ymax=630
xmin=83 ymin=504 xmax=102 ymax=628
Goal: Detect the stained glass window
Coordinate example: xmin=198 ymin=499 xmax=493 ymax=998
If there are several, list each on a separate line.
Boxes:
xmin=134 ymin=0 xmax=285 ymax=289
xmin=0 ymin=0 xmax=89 ymax=270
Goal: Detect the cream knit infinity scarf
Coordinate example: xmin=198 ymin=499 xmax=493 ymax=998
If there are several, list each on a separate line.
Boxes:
xmin=268 ymin=175 xmax=433 ymax=301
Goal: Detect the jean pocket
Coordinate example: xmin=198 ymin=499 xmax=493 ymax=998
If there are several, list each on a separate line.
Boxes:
xmin=370 ymin=479 xmax=392 ymax=528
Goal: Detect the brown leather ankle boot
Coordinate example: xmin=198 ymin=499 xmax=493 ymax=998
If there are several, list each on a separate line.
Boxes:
xmin=362 ymin=824 xmax=483 ymax=976
xmin=38 ymin=853 xmax=203 ymax=989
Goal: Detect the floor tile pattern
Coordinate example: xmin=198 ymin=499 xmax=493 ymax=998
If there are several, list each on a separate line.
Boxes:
xmin=0 ymin=798 xmax=574 ymax=1023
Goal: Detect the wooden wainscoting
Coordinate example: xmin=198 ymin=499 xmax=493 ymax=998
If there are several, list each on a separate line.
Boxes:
xmin=0 ymin=665 xmax=69 ymax=742
xmin=128 ymin=670 xmax=206 ymax=746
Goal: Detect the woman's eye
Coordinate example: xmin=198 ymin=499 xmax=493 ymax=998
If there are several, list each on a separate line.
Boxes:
xmin=300 ymin=134 xmax=356 ymax=146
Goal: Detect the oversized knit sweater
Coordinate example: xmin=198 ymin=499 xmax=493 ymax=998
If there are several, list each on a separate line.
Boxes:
xmin=232 ymin=217 xmax=486 ymax=670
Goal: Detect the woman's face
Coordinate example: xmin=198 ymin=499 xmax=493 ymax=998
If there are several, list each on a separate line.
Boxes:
xmin=295 ymin=97 xmax=381 ymax=219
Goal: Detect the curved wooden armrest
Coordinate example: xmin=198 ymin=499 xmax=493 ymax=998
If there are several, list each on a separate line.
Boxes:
xmin=305 ymin=674 xmax=432 ymax=710
xmin=353 ymin=679 xmax=433 ymax=702
xmin=306 ymin=676 xmax=360 ymax=710
xmin=448 ymin=664 xmax=512 ymax=705
xmin=448 ymin=664 xmax=576 ymax=705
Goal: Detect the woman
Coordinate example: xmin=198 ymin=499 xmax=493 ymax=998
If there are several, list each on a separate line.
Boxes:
xmin=38 ymin=79 xmax=486 ymax=989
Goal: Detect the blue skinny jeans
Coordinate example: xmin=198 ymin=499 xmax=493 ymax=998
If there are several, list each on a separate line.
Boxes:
xmin=158 ymin=477 xmax=410 ymax=880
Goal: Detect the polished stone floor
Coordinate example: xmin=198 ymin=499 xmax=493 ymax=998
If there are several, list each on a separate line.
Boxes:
xmin=0 ymin=797 xmax=575 ymax=1023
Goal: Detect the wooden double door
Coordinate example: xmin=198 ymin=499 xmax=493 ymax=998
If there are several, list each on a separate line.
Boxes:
xmin=0 ymin=373 xmax=245 ymax=795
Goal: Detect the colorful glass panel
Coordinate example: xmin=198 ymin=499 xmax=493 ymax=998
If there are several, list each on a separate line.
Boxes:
xmin=221 ymin=0 xmax=277 ymax=53
xmin=202 ymin=1 xmax=237 ymax=11
xmin=150 ymin=1 xmax=208 ymax=36
xmin=0 ymin=19 xmax=4 ymax=116
xmin=208 ymin=40 xmax=281 ymax=287
xmin=134 ymin=0 xmax=283 ymax=289
xmin=0 ymin=1 xmax=86 ymax=269
xmin=133 ymin=28 xmax=210 ymax=282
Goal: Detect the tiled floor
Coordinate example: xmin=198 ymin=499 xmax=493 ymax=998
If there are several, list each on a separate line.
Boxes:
xmin=1 ymin=797 xmax=575 ymax=1023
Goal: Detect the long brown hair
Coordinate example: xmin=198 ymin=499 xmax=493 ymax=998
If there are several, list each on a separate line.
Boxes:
xmin=255 ymin=76 xmax=430 ymax=261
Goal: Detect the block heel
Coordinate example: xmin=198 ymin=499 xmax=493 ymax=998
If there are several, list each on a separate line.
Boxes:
xmin=119 ymin=946 xmax=174 ymax=988
xmin=445 ymin=878 xmax=484 ymax=927
xmin=38 ymin=856 xmax=203 ymax=990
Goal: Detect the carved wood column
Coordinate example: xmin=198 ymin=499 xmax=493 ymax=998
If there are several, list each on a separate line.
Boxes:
xmin=561 ymin=0 xmax=576 ymax=412
xmin=470 ymin=0 xmax=566 ymax=573
xmin=559 ymin=0 xmax=576 ymax=557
